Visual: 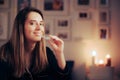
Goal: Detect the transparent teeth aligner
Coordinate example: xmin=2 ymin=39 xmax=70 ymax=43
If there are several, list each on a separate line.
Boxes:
xmin=42 ymin=36 xmax=50 ymax=40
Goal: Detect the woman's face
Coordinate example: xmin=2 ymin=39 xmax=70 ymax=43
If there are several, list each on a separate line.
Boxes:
xmin=24 ymin=11 xmax=44 ymax=43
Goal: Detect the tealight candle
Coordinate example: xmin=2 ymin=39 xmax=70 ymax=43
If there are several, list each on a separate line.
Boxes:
xmin=98 ymin=59 xmax=104 ymax=67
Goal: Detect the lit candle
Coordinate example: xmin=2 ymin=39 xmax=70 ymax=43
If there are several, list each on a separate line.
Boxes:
xmin=106 ymin=54 xmax=111 ymax=66
xmin=98 ymin=59 xmax=104 ymax=67
xmin=92 ymin=50 xmax=96 ymax=66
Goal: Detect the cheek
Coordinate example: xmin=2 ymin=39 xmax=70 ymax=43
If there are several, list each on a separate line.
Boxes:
xmin=24 ymin=29 xmax=31 ymax=39
xmin=41 ymin=27 xmax=45 ymax=33
xmin=43 ymin=27 xmax=45 ymax=32
xmin=24 ymin=26 xmax=34 ymax=38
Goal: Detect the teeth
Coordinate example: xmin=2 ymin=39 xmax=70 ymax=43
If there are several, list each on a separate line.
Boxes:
xmin=42 ymin=36 xmax=50 ymax=40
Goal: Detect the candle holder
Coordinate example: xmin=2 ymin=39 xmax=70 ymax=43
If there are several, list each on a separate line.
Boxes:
xmin=98 ymin=59 xmax=104 ymax=67
xmin=106 ymin=54 xmax=111 ymax=67
xmin=106 ymin=58 xmax=111 ymax=66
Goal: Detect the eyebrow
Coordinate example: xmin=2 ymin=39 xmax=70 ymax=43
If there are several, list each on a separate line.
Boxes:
xmin=28 ymin=20 xmax=44 ymax=22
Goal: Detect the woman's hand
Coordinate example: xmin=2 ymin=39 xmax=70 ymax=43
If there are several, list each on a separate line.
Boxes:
xmin=48 ymin=35 xmax=64 ymax=55
xmin=47 ymin=35 xmax=66 ymax=70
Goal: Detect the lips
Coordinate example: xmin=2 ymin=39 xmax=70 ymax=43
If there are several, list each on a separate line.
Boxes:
xmin=34 ymin=32 xmax=42 ymax=36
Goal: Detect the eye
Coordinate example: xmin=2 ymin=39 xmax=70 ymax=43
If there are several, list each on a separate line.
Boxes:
xmin=29 ymin=21 xmax=34 ymax=25
xmin=40 ymin=22 xmax=45 ymax=26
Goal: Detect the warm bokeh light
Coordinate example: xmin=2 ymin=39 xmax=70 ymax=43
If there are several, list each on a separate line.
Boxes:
xmin=106 ymin=54 xmax=110 ymax=58
xmin=92 ymin=50 xmax=96 ymax=56
xmin=99 ymin=60 xmax=104 ymax=64
xmin=98 ymin=59 xmax=104 ymax=66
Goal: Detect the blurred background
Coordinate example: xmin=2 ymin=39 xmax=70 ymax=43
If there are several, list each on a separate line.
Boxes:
xmin=0 ymin=0 xmax=120 ymax=80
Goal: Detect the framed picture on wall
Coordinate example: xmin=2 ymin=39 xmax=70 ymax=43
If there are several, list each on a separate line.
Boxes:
xmin=77 ymin=0 xmax=90 ymax=5
xmin=97 ymin=0 xmax=110 ymax=8
xmin=55 ymin=30 xmax=71 ymax=41
xmin=99 ymin=9 xmax=110 ymax=25
xmin=17 ymin=0 xmax=31 ymax=11
xmin=74 ymin=0 xmax=93 ymax=9
xmin=55 ymin=17 xmax=71 ymax=30
xmin=38 ymin=0 xmax=68 ymax=15
xmin=0 ymin=12 xmax=8 ymax=40
xmin=78 ymin=10 xmax=91 ymax=20
xmin=0 ymin=0 xmax=9 ymax=8
xmin=99 ymin=26 xmax=110 ymax=40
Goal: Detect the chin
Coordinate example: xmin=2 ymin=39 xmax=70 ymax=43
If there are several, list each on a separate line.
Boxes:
xmin=33 ymin=38 xmax=42 ymax=41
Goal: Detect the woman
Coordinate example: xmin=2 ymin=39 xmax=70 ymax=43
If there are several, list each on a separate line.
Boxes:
xmin=0 ymin=7 xmax=71 ymax=80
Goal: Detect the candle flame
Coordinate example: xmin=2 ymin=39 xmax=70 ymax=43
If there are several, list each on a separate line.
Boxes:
xmin=106 ymin=54 xmax=110 ymax=58
xmin=92 ymin=50 xmax=96 ymax=56
xmin=99 ymin=59 xmax=104 ymax=64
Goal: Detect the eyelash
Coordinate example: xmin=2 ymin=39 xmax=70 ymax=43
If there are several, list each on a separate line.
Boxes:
xmin=40 ymin=23 xmax=44 ymax=26
xmin=29 ymin=22 xmax=45 ymax=26
xmin=30 ymin=22 xmax=34 ymax=25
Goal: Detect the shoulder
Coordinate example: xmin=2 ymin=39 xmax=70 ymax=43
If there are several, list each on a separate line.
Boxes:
xmin=0 ymin=41 xmax=13 ymax=62
xmin=0 ymin=41 xmax=12 ymax=52
xmin=0 ymin=59 xmax=13 ymax=79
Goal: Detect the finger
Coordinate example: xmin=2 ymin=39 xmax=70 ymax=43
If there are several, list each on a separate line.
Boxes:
xmin=49 ymin=35 xmax=64 ymax=44
xmin=48 ymin=39 xmax=58 ymax=50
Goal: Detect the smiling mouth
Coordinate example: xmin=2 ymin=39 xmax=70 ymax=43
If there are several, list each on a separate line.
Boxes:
xmin=34 ymin=32 xmax=41 ymax=36
xmin=34 ymin=30 xmax=45 ymax=37
xmin=35 ymin=34 xmax=41 ymax=36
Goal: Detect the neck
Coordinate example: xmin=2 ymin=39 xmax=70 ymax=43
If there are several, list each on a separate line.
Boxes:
xmin=24 ymin=42 xmax=36 ymax=68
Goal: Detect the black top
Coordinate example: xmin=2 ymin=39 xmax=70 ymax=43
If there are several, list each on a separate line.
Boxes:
xmin=0 ymin=43 xmax=72 ymax=80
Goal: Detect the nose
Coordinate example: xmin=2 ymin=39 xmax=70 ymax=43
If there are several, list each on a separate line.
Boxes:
xmin=36 ymin=22 xmax=43 ymax=30
xmin=36 ymin=24 xmax=41 ymax=30
xmin=36 ymin=23 xmax=44 ymax=31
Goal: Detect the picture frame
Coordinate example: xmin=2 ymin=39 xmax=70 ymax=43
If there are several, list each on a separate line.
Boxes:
xmin=74 ymin=0 xmax=93 ymax=9
xmin=0 ymin=0 xmax=9 ymax=8
xmin=38 ymin=0 xmax=68 ymax=15
xmin=99 ymin=9 xmax=110 ymax=25
xmin=55 ymin=17 xmax=71 ymax=30
xmin=55 ymin=30 xmax=71 ymax=41
xmin=77 ymin=10 xmax=91 ymax=20
xmin=97 ymin=0 xmax=110 ymax=8
xmin=0 ymin=12 xmax=8 ymax=40
xmin=98 ymin=26 xmax=110 ymax=40
xmin=17 ymin=0 xmax=31 ymax=11
xmin=44 ymin=17 xmax=54 ymax=35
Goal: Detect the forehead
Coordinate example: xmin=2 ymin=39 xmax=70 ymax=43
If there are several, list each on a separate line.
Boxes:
xmin=27 ymin=11 xmax=43 ymax=21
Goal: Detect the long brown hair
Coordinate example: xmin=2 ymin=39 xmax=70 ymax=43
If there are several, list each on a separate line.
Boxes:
xmin=0 ymin=7 xmax=48 ymax=77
